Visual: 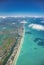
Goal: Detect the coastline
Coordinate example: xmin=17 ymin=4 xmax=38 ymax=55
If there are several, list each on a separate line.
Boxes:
xmin=13 ymin=28 xmax=25 ymax=65
xmin=6 ymin=27 xmax=25 ymax=65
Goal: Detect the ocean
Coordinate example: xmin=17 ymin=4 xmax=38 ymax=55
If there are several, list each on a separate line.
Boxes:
xmin=16 ymin=18 xmax=44 ymax=65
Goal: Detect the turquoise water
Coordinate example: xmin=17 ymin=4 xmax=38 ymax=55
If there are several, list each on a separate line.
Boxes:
xmin=16 ymin=24 xmax=44 ymax=65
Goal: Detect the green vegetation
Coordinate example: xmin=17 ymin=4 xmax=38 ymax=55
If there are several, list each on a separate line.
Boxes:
xmin=2 ymin=38 xmax=17 ymax=65
xmin=0 ymin=22 xmax=23 ymax=65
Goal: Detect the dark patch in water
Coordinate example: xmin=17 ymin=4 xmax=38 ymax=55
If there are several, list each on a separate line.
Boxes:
xmin=34 ymin=38 xmax=44 ymax=42
xmin=25 ymin=31 xmax=32 ymax=34
xmin=34 ymin=38 xmax=42 ymax=42
xmin=34 ymin=38 xmax=44 ymax=47
xmin=41 ymin=63 xmax=44 ymax=65
xmin=38 ymin=41 xmax=44 ymax=46
xmin=34 ymin=47 xmax=37 ymax=50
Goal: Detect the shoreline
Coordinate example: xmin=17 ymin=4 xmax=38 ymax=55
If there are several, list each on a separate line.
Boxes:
xmin=13 ymin=28 xmax=25 ymax=65
xmin=6 ymin=27 xmax=25 ymax=65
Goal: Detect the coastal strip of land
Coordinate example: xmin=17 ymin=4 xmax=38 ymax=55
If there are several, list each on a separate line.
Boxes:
xmin=6 ymin=27 xmax=25 ymax=65
xmin=13 ymin=28 xmax=25 ymax=65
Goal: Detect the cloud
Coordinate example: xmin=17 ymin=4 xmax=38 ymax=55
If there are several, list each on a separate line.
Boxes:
xmin=20 ymin=20 xmax=27 ymax=24
xmin=28 ymin=23 xmax=44 ymax=31
xmin=12 ymin=22 xmax=15 ymax=24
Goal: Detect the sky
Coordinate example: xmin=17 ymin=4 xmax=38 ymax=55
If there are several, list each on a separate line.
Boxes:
xmin=0 ymin=0 xmax=44 ymax=16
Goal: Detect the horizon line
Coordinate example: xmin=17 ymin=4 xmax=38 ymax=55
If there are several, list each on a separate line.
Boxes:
xmin=0 ymin=15 xmax=44 ymax=18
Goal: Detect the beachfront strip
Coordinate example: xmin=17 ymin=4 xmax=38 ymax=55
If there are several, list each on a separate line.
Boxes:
xmin=0 ymin=22 xmax=24 ymax=65
xmin=6 ymin=28 xmax=24 ymax=65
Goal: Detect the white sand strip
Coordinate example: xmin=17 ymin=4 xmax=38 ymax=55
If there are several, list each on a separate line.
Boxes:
xmin=13 ymin=28 xmax=25 ymax=65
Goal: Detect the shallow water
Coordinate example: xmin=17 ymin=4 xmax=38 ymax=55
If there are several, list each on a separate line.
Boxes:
xmin=16 ymin=20 xmax=44 ymax=65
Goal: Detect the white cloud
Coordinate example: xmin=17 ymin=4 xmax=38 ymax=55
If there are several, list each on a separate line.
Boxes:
xmin=12 ymin=22 xmax=15 ymax=24
xmin=28 ymin=24 xmax=34 ymax=27
xmin=20 ymin=20 xmax=27 ymax=24
xmin=0 ymin=16 xmax=6 ymax=19
xmin=28 ymin=23 xmax=44 ymax=31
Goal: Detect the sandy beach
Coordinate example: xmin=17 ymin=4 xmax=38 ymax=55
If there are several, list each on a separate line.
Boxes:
xmin=12 ymin=28 xmax=25 ymax=65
